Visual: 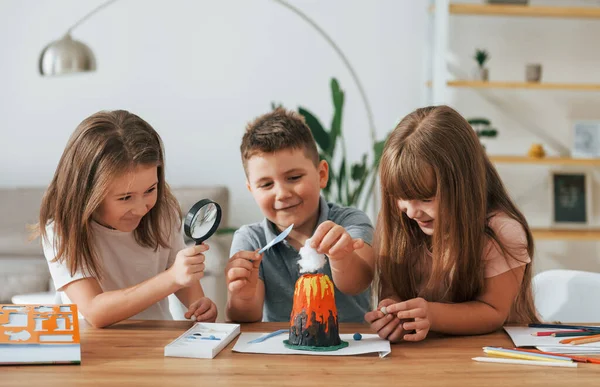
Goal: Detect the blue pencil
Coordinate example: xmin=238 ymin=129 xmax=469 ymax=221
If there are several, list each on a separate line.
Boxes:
xmin=528 ymin=323 xmax=600 ymax=332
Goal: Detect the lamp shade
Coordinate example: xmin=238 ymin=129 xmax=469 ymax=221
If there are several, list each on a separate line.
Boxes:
xmin=39 ymin=34 xmax=96 ymax=76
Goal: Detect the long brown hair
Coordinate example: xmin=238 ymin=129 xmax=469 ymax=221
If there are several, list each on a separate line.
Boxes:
xmin=376 ymin=105 xmax=538 ymax=323
xmin=35 ymin=110 xmax=181 ymax=280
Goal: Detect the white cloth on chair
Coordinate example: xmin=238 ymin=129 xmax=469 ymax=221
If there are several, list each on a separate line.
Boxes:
xmin=533 ymin=269 xmax=600 ymax=322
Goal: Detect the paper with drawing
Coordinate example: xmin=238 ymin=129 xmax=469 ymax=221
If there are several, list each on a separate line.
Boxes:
xmin=233 ymin=332 xmax=391 ymax=357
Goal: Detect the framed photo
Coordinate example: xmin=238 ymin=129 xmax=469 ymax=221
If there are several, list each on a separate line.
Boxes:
xmin=571 ymin=121 xmax=600 ymax=159
xmin=550 ymin=171 xmax=592 ymax=226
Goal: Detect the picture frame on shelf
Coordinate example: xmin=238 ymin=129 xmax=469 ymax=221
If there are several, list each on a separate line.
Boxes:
xmin=550 ymin=171 xmax=592 ymax=227
xmin=571 ymin=121 xmax=600 ymax=159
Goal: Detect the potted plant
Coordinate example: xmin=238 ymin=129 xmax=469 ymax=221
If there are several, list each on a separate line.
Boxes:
xmin=467 ymin=117 xmax=497 ymax=148
xmin=473 ymin=49 xmax=490 ymax=81
xmin=275 ymin=78 xmax=387 ymax=211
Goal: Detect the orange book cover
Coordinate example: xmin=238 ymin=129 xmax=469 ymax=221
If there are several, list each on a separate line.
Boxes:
xmin=0 ymin=304 xmax=81 ymax=365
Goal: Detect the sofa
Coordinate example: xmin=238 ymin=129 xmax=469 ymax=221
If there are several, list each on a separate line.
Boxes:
xmin=0 ymin=186 xmax=232 ymax=321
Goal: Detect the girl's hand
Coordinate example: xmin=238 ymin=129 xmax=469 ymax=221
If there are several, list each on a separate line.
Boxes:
xmin=169 ymin=244 xmax=209 ymax=287
xmin=185 ymin=297 xmax=217 ymax=322
xmin=310 ymin=221 xmax=364 ymax=261
xmin=385 ymin=297 xmax=431 ymax=342
xmin=364 ymin=299 xmax=408 ymax=343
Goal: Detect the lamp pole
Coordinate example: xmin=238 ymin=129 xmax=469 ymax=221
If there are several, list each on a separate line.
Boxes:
xmin=40 ymin=0 xmax=379 ymax=212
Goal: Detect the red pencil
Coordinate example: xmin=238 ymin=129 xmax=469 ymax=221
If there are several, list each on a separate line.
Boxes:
xmin=531 ymin=329 xmax=587 ymax=337
xmin=513 ymin=347 xmax=600 ymax=364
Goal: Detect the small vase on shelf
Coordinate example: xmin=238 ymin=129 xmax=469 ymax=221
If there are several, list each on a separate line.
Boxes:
xmin=528 ymin=144 xmax=546 ymax=159
xmin=473 ymin=49 xmax=490 ymax=82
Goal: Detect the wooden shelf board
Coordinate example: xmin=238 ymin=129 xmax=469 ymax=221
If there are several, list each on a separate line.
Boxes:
xmin=532 ymin=229 xmax=600 ymax=241
xmin=449 ymin=4 xmax=600 ymax=19
xmin=447 ymin=80 xmax=600 ymax=91
xmin=489 ymin=156 xmax=600 ymax=166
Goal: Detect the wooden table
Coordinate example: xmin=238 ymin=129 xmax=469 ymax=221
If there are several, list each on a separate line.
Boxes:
xmin=2 ymin=320 xmax=599 ymax=386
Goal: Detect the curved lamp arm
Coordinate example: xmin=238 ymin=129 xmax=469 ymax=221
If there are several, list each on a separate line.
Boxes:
xmin=66 ymin=0 xmax=119 ymax=35
xmin=272 ymin=0 xmax=377 ymax=146
xmin=53 ymin=0 xmax=377 ymax=145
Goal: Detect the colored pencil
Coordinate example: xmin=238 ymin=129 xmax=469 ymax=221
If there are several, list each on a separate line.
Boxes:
xmin=483 ymin=347 xmax=572 ymax=362
xmin=552 ymin=331 xmax=600 ymax=337
xmin=472 ymin=357 xmax=577 ymax=368
xmin=570 ymin=334 xmax=600 ymax=346
xmin=513 ymin=348 xmax=600 ymax=365
xmin=560 ymin=333 xmax=600 ymax=345
xmin=529 ymin=323 xmax=600 ymax=332
xmin=531 ymin=330 xmax=586 ymax=337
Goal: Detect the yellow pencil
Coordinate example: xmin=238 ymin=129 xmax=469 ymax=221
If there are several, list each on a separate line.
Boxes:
xmin=560 ymin=333 xmax=600 ymax=345
xmin=484 ymin=349 xmax=572 ymax=363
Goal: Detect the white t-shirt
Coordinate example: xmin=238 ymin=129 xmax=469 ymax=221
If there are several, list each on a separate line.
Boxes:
xmin=43 ymin=220 xmax=186 ymax=320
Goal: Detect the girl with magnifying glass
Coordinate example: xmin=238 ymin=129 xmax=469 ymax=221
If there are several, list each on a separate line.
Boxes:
xmin=33 ymin=110 xmax=218 ymax=328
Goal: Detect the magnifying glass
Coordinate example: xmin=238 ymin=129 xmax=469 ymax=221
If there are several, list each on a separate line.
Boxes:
xmin=184 ymin=199 xmax=222 ymax=245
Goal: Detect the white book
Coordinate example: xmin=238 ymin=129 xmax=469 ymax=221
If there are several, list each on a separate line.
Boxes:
xmin=0 ymin=304 xmax=81 ymax=365
xmin=164 ymin=322 xmax=240 ymax=359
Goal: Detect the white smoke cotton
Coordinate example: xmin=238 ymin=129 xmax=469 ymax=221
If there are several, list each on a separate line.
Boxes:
xmin=298 ymin=238 xmax=327 ymax=273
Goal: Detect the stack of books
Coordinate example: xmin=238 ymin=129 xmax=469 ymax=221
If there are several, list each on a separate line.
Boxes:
xmin=0 ymin=304 xmax=81 ymax=365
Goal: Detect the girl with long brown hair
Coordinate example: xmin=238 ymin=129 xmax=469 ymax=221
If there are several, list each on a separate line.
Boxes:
xmin=36 ymin=110 xmax=217 ymax=327
xmin=365 ymin=105 xmax=538 ymax=342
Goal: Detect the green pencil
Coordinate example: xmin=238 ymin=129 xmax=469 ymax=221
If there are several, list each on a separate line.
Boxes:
xmin=552 ymin=331 xmax=600 ymax=337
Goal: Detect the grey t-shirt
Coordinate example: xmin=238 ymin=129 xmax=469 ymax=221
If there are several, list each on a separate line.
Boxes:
xmin=230 ymin=196 xmax=373 ymax=323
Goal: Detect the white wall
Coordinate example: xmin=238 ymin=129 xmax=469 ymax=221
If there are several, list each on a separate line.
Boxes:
xmin=2 ymin=0 xmax=599 ymax=275
xmin=0 ymin=0 xmax=428 ymax=227
xmin=441 ymin=0 xmax=600 ymax=274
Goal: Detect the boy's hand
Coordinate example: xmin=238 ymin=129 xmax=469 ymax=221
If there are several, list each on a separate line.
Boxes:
xmin=185 ymin=297 xmax=217 ymax=322
xmin=225 ymin=251 xmax=262 ymax=300
xmin=169 ymin=244 xmax=209 ymax=287
xmin=365 ymin=299 xmax=410 ymax=343
xmin=310 ymin=221 xmax=364 ymax=261
xmin=384 ymin=297 xmax=431 ymax=342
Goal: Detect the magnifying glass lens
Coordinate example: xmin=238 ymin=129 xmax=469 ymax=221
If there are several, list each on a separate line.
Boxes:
xmin=184 ymin=199 xmax=222 ymax=245
xmin=191 ymin=204 xmax=217 ymax=238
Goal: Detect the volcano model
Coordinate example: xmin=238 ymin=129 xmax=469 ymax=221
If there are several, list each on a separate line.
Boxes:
xmin=284 ymin=273 xmax=348 ymax=351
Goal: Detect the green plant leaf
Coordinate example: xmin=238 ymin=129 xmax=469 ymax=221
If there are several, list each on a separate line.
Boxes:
xmin=373 ymin=139 xmax=387 ymax=167
xmin=467 ymin=118 xmax=491 ymax=126
xmin=330 ymin=78 xmax=345 ymax=154
xmin=215 ymin=227 xmax=238 ymax=235
xmin=299 ymin=107 xmax=331 ymax=155
xmin=351 ymin=154 xmax=368 ymax=182
xmin=320 ymin=152 xmax=334 ymax=200
xmin=349 ymin=170 xmax=370 ymax=207
xmin=337 ymin=158 xmax=346 ymax=204
xmin=479 ymin=129 xmax=498 ymax=138
xmin=474 ymin=49 xmax=489 ymax=67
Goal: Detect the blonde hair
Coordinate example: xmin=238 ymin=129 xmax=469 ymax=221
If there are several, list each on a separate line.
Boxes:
xmin=376 ymin=105 xmax=538 ymax=323
xmin=35 ymin=110 xmax=181 ymax=280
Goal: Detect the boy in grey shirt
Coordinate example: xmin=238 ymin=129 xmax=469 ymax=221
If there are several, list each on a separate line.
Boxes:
xmin=225 ymin=108 xmax=375 ymax=323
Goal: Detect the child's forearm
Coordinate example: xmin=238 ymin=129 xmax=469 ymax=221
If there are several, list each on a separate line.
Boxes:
xmin=84 ymin=271 xmax=180 ymax=328
xmin=226 ymin=294 xmax=263 ymax=323
xmin=330 ymin=252 xmax=373 ymax=295
xmin=428 ymin=300 xmax=507 ymax=335
xmin=175 ymin=281 xmax=205 ymax=308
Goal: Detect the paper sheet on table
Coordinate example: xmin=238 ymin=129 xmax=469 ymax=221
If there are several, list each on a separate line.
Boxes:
xmin=504 ymin=326 xmax=600 ymax=354
xmin=232 ymin=332 xmax=391 ymax=358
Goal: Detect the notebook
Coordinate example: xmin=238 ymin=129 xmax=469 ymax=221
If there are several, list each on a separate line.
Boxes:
xmin=164 ymin=322 xmax=240 ymax=359
xmin=0 ymin=304 xmax=81 ymax=365
xmin=504 ymin=326 xmax=600 ymax=354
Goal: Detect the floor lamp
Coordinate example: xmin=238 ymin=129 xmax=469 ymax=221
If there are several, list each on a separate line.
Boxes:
xmin=38 ymin=0 xmax=379 ymax=212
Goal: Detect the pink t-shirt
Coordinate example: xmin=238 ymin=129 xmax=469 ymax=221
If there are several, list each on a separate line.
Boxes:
xmin=483 ymin=212 xmax=531 ymax=278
